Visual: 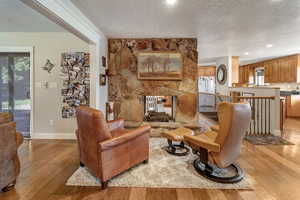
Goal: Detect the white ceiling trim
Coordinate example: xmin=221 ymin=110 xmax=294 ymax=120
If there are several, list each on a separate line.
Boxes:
xmin=22 ymin=0 xmax=105 ymax=44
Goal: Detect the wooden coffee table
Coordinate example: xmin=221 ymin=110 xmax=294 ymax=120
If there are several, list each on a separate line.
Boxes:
xmin=162 ymin=127 xmax=194 ymax=156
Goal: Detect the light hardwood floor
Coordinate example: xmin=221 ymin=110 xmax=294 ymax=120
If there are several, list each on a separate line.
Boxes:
xmin=1 ymin=119 xmax=300 ymax=200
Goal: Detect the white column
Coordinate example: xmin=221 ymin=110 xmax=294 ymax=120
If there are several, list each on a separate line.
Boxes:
xmin=215 ymin=56 xmax=233 ymax=95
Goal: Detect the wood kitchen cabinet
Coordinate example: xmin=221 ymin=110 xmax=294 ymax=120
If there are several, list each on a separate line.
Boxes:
xmin=240 ymin=54 xmax=300 ymax=84
xmin=198 ymin=66 xmax=216 ymax=77
xmin=265 ymin=55 xmax=299 ymax=83
xmin=239 ymin=65 xmax=254 ymax=84
xmin=239 ymin=65 xmax=248 ymax=84
xmin=265 ymin=60 xmax=280 ymax=83
xmin=286 ymin=95 xmax=300 ymax=117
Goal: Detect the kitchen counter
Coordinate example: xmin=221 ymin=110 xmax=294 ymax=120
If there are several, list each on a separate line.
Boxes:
xmin=280 ymin=90 xmax=300 ymax=96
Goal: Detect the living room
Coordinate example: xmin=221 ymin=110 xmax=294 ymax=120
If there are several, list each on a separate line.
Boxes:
xmin=1 ymin=0 xmax=300 ymax=200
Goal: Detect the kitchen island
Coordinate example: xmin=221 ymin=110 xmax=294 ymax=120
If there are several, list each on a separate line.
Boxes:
xmin=280 ymin=90 xmax=300 ymax=118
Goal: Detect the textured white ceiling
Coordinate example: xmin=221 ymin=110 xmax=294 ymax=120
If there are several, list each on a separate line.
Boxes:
xmin=71 ymin=0 xmax=300 ymax=64
xmin=0 ymin=0 xmax=65 ymax=32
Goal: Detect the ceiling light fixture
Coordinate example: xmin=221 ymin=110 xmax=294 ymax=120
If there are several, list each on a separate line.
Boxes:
xmin=266 ymin=44 xmax=273 ymax=48
xmin=244 ymin=52 xmax=249 ymax=55
xmin=166 ymin=0 xmax=177 ymax=6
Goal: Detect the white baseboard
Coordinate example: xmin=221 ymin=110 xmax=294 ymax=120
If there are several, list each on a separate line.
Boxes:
xmin=32 ymin=132 xmax=77 ymax=140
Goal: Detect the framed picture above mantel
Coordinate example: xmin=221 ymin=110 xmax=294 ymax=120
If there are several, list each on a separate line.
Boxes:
xmin=137 ymin=52 xmax=183 ymax=80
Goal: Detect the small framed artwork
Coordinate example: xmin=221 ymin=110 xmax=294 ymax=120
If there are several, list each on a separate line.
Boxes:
xmin=100 ymin=74 xmax=106 ymax=86
xmin=102 ymin=56 xmax=106 ymax=68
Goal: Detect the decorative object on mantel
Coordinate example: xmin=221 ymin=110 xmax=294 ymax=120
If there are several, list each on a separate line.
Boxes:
xmin=102 ymin=56 xmax=106 ymax=67
xmin=245 ymin=135 xmax=294 ymax=145
xmin=137 ymin=52 xmax=183 ymax=80
xmin=60 ymin=52 xmax=90 ymax=118
xmin=105 ymin=102 xmax=114 ymax=121
xmin=66 ymin=138 xmax=253 ymax=189
xmin=216 ymin=64 xmax=227 ymax=85
xmin=105 ymin=69 xmax=110 ymax=76
xmin=100 ymin=74 xmax=106 ymax=86
xmin=42 ymin=59 xmax=55 ymax=73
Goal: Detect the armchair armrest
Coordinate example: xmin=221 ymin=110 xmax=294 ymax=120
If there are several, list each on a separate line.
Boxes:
xmin=184 ymin=134 xmax=220 ymax=153
xmin=107 ymin=118 xmax=125 ymax=131
xmin=210 ymin=124 xmax=219 ymax=132
xmin=99 ymin=125 xmax=151 ymax=151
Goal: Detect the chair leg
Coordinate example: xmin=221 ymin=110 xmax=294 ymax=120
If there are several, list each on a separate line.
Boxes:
xmin=101 ymin=181 xmax=108 ymax=190
xmin=192 ymin=147 xmax=244 ymax=183
xmin=80 ymin=161 xmax=85 ymax=167
xmin=143 ymin=159 xmax=149 ymax=164
xmin=1 ymin=180 xmax=16 ymax=192
xmin=164 ymin=139 xmax=190 ymax=156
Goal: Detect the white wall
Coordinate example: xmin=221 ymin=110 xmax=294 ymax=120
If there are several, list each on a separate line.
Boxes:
xmin=215 ymin=56 xmax=232 ymax=95
xmin=0 ymin=32 xmax=95 ymax=139
xmin=98 ymin=37 xmax=108 ymax=112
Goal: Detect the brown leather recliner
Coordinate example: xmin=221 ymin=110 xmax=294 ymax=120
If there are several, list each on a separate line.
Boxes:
xmin=184 ymin=102 xmax=251 ymax=183
xmin=75 ymin=106 xmax=151 ymax=189
xmin=0 ymin=112 xmax=24 ymax=192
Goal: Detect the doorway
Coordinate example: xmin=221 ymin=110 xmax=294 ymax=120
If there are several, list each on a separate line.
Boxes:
xmin=0 ymin=52 xmax=31 ymax=138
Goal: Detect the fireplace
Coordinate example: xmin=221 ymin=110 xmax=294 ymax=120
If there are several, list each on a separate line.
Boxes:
xmin=143 ymin=96 xmax=177 ymax=122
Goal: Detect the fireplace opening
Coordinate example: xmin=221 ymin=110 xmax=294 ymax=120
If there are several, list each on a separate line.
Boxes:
xmin=143 ymin=96 xmax=176 ymax=122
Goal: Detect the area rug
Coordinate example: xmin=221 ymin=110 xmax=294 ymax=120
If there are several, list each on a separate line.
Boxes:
xmin=245 ymin=135 xmax=294 ymax=145
xmin=66 ymin=138 xmax=253 ymax=189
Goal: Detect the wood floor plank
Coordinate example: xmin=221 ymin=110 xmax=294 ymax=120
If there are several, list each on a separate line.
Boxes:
xmin=129 ymin=188 xmax=146 ymax=200
xmin=176 ymin=188 xmax=194 ymax=200
xmin=191 ymin=189 xmax=211 ymax=200
xmin=238 ymin=190 xmax=258 ymax=200
xmin=105 ymin=187 xmax=131 ymax=200
xmin=146 ymin=188 xmax=177 ymax=200
xmin=206 ymin=190 xmax=227 ymax=200
xmin=221 ymin=190 xmax=243 ymax=200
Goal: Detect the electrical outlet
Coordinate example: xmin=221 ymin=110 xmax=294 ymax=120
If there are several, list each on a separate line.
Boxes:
xmin=49 ymin=120 xmax=54 ymax=126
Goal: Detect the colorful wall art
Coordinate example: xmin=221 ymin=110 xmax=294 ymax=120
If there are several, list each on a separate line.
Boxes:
xmin=60 ymin=52 xmax=90 ymax=118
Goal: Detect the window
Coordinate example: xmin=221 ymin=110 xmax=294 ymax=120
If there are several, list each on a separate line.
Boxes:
xmin=255 ymin=68 xmax=264 ymax=86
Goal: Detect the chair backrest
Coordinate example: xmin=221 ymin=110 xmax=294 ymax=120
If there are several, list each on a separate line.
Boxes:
xmin=0 ymin=112 xmax=13 ymax=124
xmin=75 ymin=107 xmax=112 ymax=174
xmin=76 ymin=106 xmax=112 ymax=142
xmin=213 ymin=102 xmax=251 ymax=168
xmin=0 ymin=113 xmax=17 ymax=189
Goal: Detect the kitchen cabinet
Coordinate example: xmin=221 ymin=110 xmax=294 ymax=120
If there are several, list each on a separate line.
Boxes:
xmin=198 ymin=66 xmax=216 ymax=77
xmin=286 ymin=95 xmax=300 ymax=117
xmin=239 ymin=65 xmax=248 ymax=84
xmin=240 ymin=54 xmax=300 ymax=84
xmin=239 ymin=65 xmax=254 ymax=84
xmin=265 ymin=60 xmax=280 ymax=83
xmin=265 ymin=55 xmax=298 ymax=83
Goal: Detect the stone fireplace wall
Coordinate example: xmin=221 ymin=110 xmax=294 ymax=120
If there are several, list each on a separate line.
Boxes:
xmin=108 ymin=38 xmax=198 ymax=123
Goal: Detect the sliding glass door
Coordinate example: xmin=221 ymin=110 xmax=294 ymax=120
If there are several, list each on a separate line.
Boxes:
xmin=0 ymin=53 xmax=31 ymax=138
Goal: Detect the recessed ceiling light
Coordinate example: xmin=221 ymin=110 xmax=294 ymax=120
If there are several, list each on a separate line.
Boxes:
xmin=166 ymin=0 xmax=177 ymax=6
xmin=266 ymin=44 xmax=273 ymax=48
xmin=244 ymin=52 xmax=249 ymax=55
